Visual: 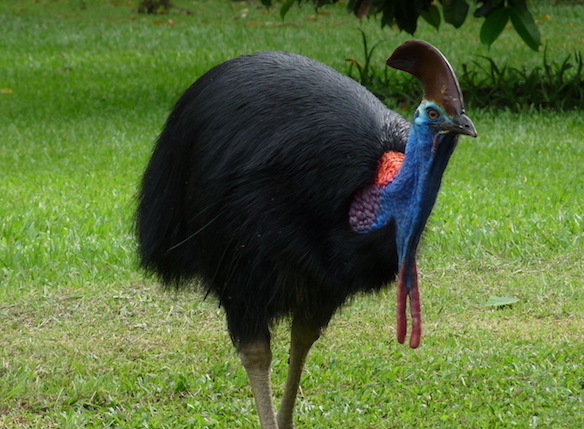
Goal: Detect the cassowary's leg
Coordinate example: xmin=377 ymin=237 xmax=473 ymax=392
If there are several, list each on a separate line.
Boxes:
xmin=276 ymin=320 xmax=321 ymax=429
xmin=239 ymin=340 xmax=278 ymax=429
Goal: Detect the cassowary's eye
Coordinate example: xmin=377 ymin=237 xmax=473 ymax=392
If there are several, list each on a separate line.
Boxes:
xmin=427 ymin=109 xmax=440 ymax=120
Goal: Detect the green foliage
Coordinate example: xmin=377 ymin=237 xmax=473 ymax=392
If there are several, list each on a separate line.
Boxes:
xmin=346 ymin=30 xmax=380 ymax=89
xmin=421 ymin=3 xmax=441 ymax=30
xmin=477 ymin=2 xmax=541 ymax=51
xmin=460 ymin=50 xmax=584 ymax=110
xmin=442 ymin=0 xmax=470 ymax=28
xmin=479 ymin=7 xmax=509 ymax=47
xmin=262 ymin=0 xmax=542 ymax=50
xmin=508 ymin=5 xmax=541 ymax=51
xmin=279 ymin=0 xmax=296 ymax=19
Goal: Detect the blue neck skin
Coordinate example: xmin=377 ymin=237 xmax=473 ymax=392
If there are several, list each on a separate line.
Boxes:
xmin=374 ymin=101 xmax=459 ymax=291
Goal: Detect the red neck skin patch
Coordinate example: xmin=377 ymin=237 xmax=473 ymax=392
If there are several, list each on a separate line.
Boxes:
xmin=349 ymin=151 xmax=405 ymax=233
xmin=375 ymin=151 xmax=405 ymax=186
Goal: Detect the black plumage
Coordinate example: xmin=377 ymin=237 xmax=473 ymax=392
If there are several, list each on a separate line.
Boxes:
xmin=138 ymin=51 xmax=410 ymax=344
xmin=136 ymin=44 xmax=476 ymax=429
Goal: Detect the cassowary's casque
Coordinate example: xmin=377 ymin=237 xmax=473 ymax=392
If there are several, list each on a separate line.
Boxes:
xmin=137 ymin=40 xmax=477 ymax=429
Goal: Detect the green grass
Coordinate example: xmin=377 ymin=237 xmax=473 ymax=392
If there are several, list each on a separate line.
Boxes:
xmin=1 ymin=1 xmax=583 ymax=428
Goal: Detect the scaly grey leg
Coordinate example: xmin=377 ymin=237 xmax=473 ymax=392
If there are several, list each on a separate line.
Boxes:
xmin=276 ymin=321 xmax=321 ymax=429
xmin=240 ymin=340 xmax=278 ymax=429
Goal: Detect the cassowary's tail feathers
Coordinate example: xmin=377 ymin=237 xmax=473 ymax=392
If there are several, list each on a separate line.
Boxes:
xmin=136 ymin=119 xmax=199 ymax=286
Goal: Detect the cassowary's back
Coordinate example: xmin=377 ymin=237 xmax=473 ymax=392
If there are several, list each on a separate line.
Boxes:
xmin=137 ymin=51 xmax=410 ymax=341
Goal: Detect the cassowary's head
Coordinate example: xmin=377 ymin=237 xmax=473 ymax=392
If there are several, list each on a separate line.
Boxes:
xmin=388 ymin=40 xmax=477 ymax=140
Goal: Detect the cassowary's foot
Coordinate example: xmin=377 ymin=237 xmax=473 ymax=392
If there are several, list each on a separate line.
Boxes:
xmin=276 ymin=320 xmax=321 ymax=429
xmin=240 ymin=341 xmax=279 ymax=429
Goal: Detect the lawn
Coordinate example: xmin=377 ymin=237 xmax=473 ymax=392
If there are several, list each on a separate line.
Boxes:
xmin=1 ymin=1 xmax=582 ymax=428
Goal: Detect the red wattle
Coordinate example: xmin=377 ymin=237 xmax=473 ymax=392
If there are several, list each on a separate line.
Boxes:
xmin=409 ymin=266 xmax=422 ymax=349
xmin=396 ymin=269 xmax=407 ymax=344
xmin=375 ymin=151 xmax=405 ymax=186
xmin=396 ymin=263 xmax=422 ymax=348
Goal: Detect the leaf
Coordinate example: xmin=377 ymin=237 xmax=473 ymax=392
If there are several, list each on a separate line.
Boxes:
xmin=473 ymin=0 xmax=497 ymax=18
xmin=509 ymin=5 xmax=541 ymax=51
xmin=280 ymin=0 xmax=296 ymax=20
xmin=480 ymin=7 xmax=509 ymax=48
xmin=421 ymin=3 xmax=441 ymax=31
xmin=378 ymin=2 xmax=396 ymax=29
xmin=484 ymin=296 xmax=520 ymax=307
xmin=394 ymin=0 xmax=422 ymax=35
xmin=442 ymin=0 xmax=469 ymax=29
xmin=62 ymin=295 xmax=85 ymax=301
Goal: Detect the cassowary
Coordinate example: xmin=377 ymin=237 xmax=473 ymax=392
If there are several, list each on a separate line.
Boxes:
xmin=136 ymin=40 xmax=477 ymax=428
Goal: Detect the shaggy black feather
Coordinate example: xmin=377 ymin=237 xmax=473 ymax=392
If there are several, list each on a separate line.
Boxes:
xmin=137 ymin=51 xmax=410 ymax=346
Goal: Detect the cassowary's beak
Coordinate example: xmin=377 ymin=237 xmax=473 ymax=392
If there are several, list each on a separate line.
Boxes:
xmin=447 ymin=112 xmax=477 ymax=138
